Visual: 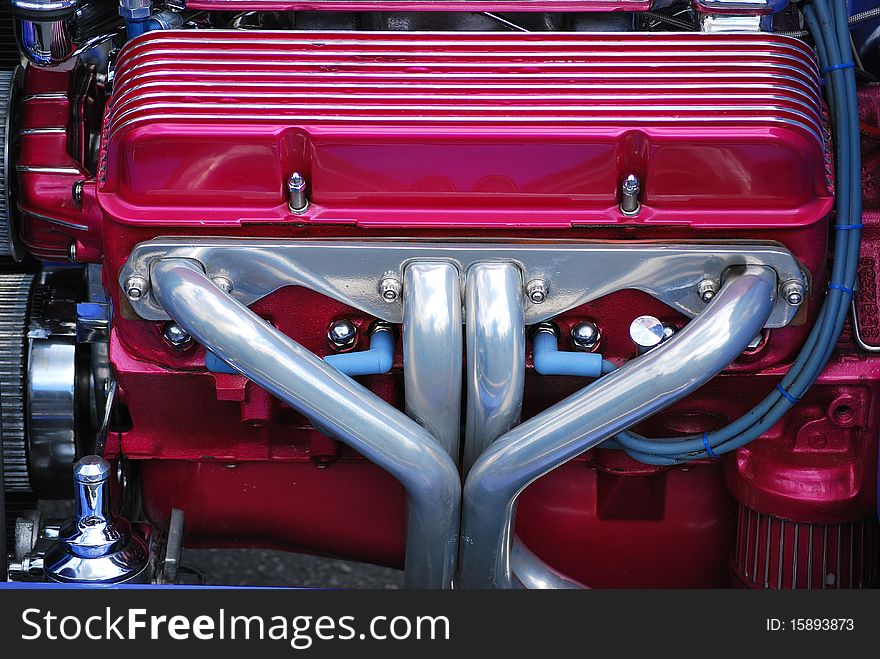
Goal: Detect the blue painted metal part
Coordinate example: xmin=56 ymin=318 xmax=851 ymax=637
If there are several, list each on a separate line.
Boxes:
xmin=324 ymin=328 xmax=395 ymax=377
xmin=206 ymin=329 xmax=395 ymax=377
xmin=206 ymin=350 xmax=239 ymax=374
xmin=532 ymin=331 xmax=608 ymax=378
xmin=125 ymin=19 xmax=150 ymax=39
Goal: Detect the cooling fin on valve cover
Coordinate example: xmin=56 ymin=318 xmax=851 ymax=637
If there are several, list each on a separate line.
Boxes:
xmin=100 ymin=31 xmax=831 ymax=230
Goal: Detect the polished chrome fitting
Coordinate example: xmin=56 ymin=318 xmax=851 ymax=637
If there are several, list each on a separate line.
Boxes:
xmin=697 ymin=278 xmax=720 ymax=303
xmin=781 ymin=280 xmax=806 ymax=307
xmin=43 ymin=456 xmax=150 ymax=583
xmin=379 ymin=273 xmax=403 ymax=303
xmin=11 ymin=0 xmax=122 ymax=67
xmin=211 ymin=275 xmax=234 ymax=294
xmin=619 ymin=174 xmax=641 ymax=216
xmin=327 ymin=319 xmax=358 ymax=350
xmin=125 ymin=275 xmax=149 ymax=300
xmin=570 ymin=321 xmax=601 ymax=351
xmin=288 ymin=172 xmax=309 ymax=214
xmin=629 ymin=315 xmax=668 ymax=352
xmin=526 ymin=278 xmax=549 ymax=304
xmin=163 ymin=322 xmax=192 ymax=349
xmin=118 ymin=0 xmax=151 ymax=20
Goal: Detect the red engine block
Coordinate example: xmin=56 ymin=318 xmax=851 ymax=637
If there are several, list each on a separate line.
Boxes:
xmin=12 ymin=29 xmax=879 ymax=587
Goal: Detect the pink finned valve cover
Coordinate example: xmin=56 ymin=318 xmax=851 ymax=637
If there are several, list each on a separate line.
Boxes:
xmin=99 ymin=30 xmax=831 ymax=229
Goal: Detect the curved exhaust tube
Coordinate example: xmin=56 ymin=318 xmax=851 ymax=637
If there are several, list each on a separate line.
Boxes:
xmin=463 ymin=263 xmax=525 ymax=473
xmin=460 ymin=266 xmax=777 ymax=588
xmin=510 ymin=537 xmax=585 ymax=589
xmin=150 ymin=259 xmax=461 ymax=589
xmin=403 ymin=262 xmax=462 ymax=460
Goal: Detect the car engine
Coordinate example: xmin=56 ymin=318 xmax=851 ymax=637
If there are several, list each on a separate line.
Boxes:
xmin=1 ymin=0 xmax=878 ymax=589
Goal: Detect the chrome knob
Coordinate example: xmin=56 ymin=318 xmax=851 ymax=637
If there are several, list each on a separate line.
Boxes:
xmin=629 ymin=315 xmax=667 ymax=351
xmin=43 ymin=456 xmax=150 ymax=583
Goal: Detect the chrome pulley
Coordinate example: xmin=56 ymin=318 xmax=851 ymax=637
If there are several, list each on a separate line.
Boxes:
xmin=1 ymin=66 xmax=25 ymax=261
xmin=1 ymin=268 xmax=94 ymax=499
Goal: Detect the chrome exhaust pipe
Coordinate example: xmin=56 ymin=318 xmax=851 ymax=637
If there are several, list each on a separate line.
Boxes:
xmin=463 ymin=263 xmax=525 ymax=473
xmin=403 ymin=262 xmax=462 ymax=461
xmin=461 ymin=261 xmax=573 ymax=585
xmin=510 ymin=537 xmax=585 ymax=589
xmin=150 ymin=259 xmax=461 ymax=589
xmin=459 ymin=266 xmax=777 ymax=588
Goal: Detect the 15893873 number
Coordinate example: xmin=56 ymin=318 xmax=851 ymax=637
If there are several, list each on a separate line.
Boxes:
xmin=790 ymin=619 xmax=854 ymax=631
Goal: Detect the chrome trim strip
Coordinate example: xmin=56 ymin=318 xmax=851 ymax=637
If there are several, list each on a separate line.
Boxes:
xmin=17 ymin=206 xmax=88 ymax=231
xmin=18 ymin=128 xmax=67 ymax=135
xmin=16 ymin=165 xmax=82 ymax=175
xmin=20 ymin=93 xmax=69 ymax=102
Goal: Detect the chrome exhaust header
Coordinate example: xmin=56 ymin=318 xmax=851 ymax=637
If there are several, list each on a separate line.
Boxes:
xmin=459 ymin=266 xmax=778 ymax=588
xmin=402 ymin=262 xmax=463 ymax=460
xmin=463 ymin=263 xmax=525 ymax=473
xmin=121 ymin=240 xmax=799 ymax=588
xmin=150 ymin=259 xmax=461 ymax=589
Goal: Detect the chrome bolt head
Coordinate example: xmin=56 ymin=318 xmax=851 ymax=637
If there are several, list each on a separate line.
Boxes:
xmin=697 ymin=279 xmax=719 ymax=304
xmin=163 ymin=323 xmax=192 ymax=349
xmin=526 ymin=279 xmax=549 ymax=304
xmin=327 ymin=319 xmax=358 ymax=350
xmin=629 ymin=315 xmax=667 ymax=350
xmin=212 ymin=276 xmax=234 ymax=294
xmin=125 ymin=276 xmax=149 ymax=301
xmin=622 ymin=174 xmax=640 ymax=197
xmin=379 ymin=274 xmax=402 ymax=303
xmin=781 ymin=280 xmax=805 ymax=307
xmin=288 ymin=171 xmax=309 ymax=214
xmin=620 ymin=174 xmax=641 ymax=216
xmin=570 ymin=321 xmax=600 ymax=351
